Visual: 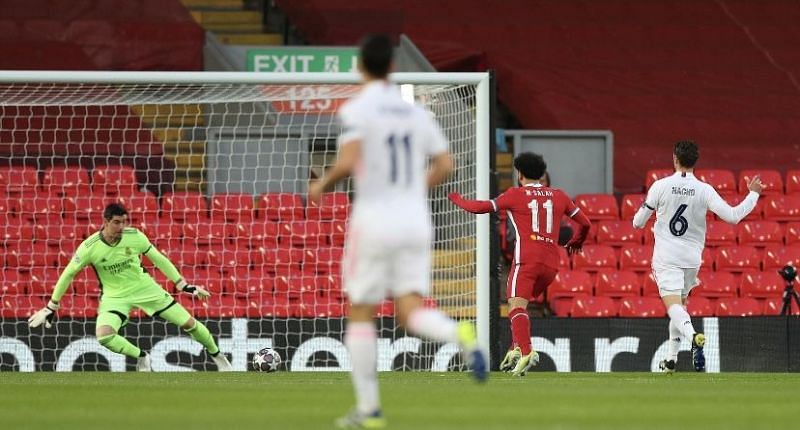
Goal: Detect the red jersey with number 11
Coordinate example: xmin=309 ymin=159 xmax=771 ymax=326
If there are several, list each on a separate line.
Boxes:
xmin=493 ymin=184 xmax=580 ymax=269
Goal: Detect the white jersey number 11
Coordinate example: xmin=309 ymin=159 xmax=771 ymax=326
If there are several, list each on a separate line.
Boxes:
xmin=528 ymin=199 xmax=553 ymax=234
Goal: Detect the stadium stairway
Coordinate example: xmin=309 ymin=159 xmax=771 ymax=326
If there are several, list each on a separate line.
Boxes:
xmin=181 ymin=0 xmax=283 ymax=45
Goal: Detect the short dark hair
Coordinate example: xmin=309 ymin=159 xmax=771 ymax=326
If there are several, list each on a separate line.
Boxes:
xmin=674 ymin=140 xmax=699 ymax=168
xmin=359 ymin=34 xmax=393 ymax=79
xmin=514 ymin=152 xmax=547 ymax=182
xmin=103 ymin=203 xmax=128 ymax=220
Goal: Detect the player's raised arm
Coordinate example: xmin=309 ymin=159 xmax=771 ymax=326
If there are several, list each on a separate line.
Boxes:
xmin=707 ymin=175 xmax=763 ymax=224
xmin=448 ymin=188 xmax=513 ymax=214
xmin=143 ymin=243 xmax=211 ymax=300
xmin=633 ymin=182 xmax=660 ymax=229
xmin=28 ymin=243 xmax=90 ymax=328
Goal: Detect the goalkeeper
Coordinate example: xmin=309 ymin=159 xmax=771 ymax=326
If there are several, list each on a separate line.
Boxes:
xmin=28 ymin=203 xmax=232 ymax=371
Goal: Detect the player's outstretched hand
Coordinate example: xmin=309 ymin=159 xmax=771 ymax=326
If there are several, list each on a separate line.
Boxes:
xmin=747 ymin=175 xmax=763 ymax=194
xmin=176 ymin=279 xmax=211 ymax=301
xmin=308 ymin=181 xmax=324 ymax=205
xmin=28 ymin=300 xmax=59 ymax=329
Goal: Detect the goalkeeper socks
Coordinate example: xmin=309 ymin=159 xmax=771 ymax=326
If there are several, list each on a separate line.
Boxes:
xmin=98 ymin=334 xmax=142 ymax=358
xmin=406 ymin=309 xmax=458 ymax=343
xmin=185 ymin=321 xmax=220 ymax=355
xmin=345 ymin=321 xmax=380 ymax=414
xmin=508 ymin=307 xmax=532 ymax=355
xmin=667 ymin=320 xmax=681 ymax=362
xmin=667 ymin=304 xmax=696 ymax=340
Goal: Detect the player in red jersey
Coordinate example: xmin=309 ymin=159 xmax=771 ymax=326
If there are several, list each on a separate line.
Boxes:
xmin=449 ymin=152 xmax=591 ymax=375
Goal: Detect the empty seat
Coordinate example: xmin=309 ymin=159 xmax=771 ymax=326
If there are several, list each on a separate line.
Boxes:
xmin=740 ymin=271 xmax=784 ymax=299
xmin=786 ymin=170 xmax=800 ymax=195
xmin=326 ymin=220 xmax=347 ymax=247
xmin=574 ymin=194 xmax=619 ymax=220
xmin=642 ymin=272 xmax=660 ymax=297
xmin=762 ymin=245 xmax=800 ymax=271
xmin=722 ymin=194 xmax=765 ymax=221
xmin=618 ymin=297 xmax=666 ymax=318
xmin=787 ymin=222 xmax=800 ymax=246
xmin=210 ymin=193 xmax=255 ymax=224
xmin=595 ymin=220 xmax=642 ymax=246
xmin=715 ymin=297 xmax=762 ymax=316
xmin=645 ymin=169 xmax=672 ymax=189
xmin=92 ymin=164 xmax=138 ymax=196
xmin=306 ymin=192 xmax=350 ymax=220
xmin=62 ymin=196 xmax=108 ymax=222
xmin=715 ymin=245 xmax=760 ymax=272
xmin=737 ymin=221 xmax=783 ymax=247
xmin=762 ymin=195 xmax=800 ymax=222
xmin=705 ymin=221 xmax=737 ymax=246
xmin=229 ymin=221 xmax=279 ymax=248
xmin=118 ymin=192 xmax=159 ymax=221
xmin=547 ymin=270 xmax=593 ymax=316
xmin=558 ymin=246 xmax=570 ymax=271
xmin=303 ymin=247 xmax=344 ymax=275
xmin=258 ymin=193 xmax=304 ymax=222
xmin=686 ymin=296 xmax=714 ymax=317
xmin=763 ymin=297 xmax=800 ymax=316
xmin=570 ymin=295 xmax=617 ymax=318
xmin=695 ymin=169 xmax=736 ymax=196
xmin=161 ymin=192 xmax=209 ymax=222
xmin=595 ymin=270 xmax=641 ymax=298
xmin=41 ymin=166 xmax=91 ymax=196
xmin=282 ymin=221 xmax=325 ymax=247
xmin=572 ymin=244 xmax=617 ymax=272
xmin=0 ymin=166 xmax=38 ymax=195
xmin=620 ymin=194 xmax=645 ymax=220
xmin=695 ymin=271 xmax=738 ymax=299
xmin=182 ymin=223 xmax=226 ymax=245
xmin=739 ymin=170 xmax=783 ymax=195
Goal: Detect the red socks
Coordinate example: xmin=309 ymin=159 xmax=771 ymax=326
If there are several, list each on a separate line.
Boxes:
xmin=508 ymin=307 xmax=532 ymax=355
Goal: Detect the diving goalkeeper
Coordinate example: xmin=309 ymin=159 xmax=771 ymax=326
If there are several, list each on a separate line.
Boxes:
xmin=28 ymin=203 xmax=232 ymax=371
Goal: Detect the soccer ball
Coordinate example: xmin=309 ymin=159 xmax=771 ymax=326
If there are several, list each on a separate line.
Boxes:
xmin=252 ymin=347 xmax=281 ymax=372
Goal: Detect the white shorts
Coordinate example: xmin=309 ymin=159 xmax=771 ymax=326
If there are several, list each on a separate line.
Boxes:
xmin=342 ymin=226 xmax=431 ymax=305
xmin=652 ymin=264 xmax=699 ymax=298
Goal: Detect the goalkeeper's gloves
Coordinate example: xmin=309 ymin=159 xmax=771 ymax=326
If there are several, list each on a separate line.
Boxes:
xmin=176 ymin=279 xmax=211 ymax=300
xmin=28 ymin=300 xmax=60 ymax=329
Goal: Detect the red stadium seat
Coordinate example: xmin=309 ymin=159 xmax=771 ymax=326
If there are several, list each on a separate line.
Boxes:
xmin=282 ymin=221 xmax=325 ymax=247
xmin=59 ymin=295 xmax=99 ymax=318
xmin=739 ymin=170 xmax=783 ymax=195
xmin=574 ymin=194 xmax=619 ymax=220
xmin=263 ymin=248 xmax=304 ymax=276
xmin=162 ymin=192 xmax=209 ymax=223
xmin=786 ymin=170 xmax=800 ymax=195
xmin=572 ymin=244 xmax=617 ymax=272
xmin=0 ymin=295 xmax=46 ymax=318
xmin=118 ymin=193 xmax=159 ymax=218
xmin=695 ymin=271 xmax=738 ymax=299
xmin=737 ymin=221 xmax=783 ymax=247
xmin=715 ymin=297 xmax=762 ymax=317
xmin=274 ymin=276 xmax=316 ymax=299
xmin=787 ymin=223 xmax=800 ymax=246
xmin=18 ymin=193 xmax=61 ymax=222
xmin=695 ymin=169 xmax=736 ymax=197
xmin=307 ymin=192 xmax=350 ymax=220
xmin=62 ymin=196 xmax=107 ymax=222
xmin=557 ymin=246 xmax=570 ymax=270
xmin=645 ymin=169 xmax=672 ymax=189
xmin=41 ymin=166 xmax=91 ymax=196
xmin=192 ymin=295 xmax=247 ymax=318
xmin=316 ymin=274 xmax=343 ymax=298
xmin=0 ymin=270 xmax=27 ymax=295
xmin=762 ymin=245 xmax=800 ymax=271
xmin=92 ymin=164 xmax=138 ymax=197
xmin=229 ymin=221 xmax=279 ymax=248
xmin=762 ymin=195 xmax=800 ymax=222
xmin=258 ymin=193 xmax=304 ymax=222
xmin=210 ymin=193 xmax=255 ymax=224
xmin=620 ymin=194 xmax=645 ymax=220
xmin=686 ymin=296 xmax=714 ymax=317
xmin=595 ymin=270 xmax=641 ymax=298
xmin=618 ymin=297 xmax=666 ymax=318
xmin=700 ymin=247 xmax=715 ymax=270
xmin=326 ymin=220 xmax=347 ymax=247
xmin=304 ymin=247 xmax=344 ymax=275
xmin=547 ymin=271 xmax=593 ymax=316
xmin=182 ymin=223 xmax=226 ymax=246
xmin=740 ymin=271 xmax=784 ymax=299
xmin=570 ymin=295 xmax=617 ymax=318
xmin=595 ymin=220 xmax=642 ymax=246
xmin=763 ymin=297 xmax=800 ymax=316
xmin=642 ymin=272 xmax=659 ymax=297
xmin=715 ymin=246 xmax=760 ymax=272
xmin=0 ymin=166 xmax=38 ymax=195
xmin=705 ymin=221 xmax=737 ymax=247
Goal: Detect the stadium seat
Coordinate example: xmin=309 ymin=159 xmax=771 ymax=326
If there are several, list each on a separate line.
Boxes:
xmin=762 ymin=245 xmax=800 ymax=271
xmin=192 ymin=295 xmax=247 ymax=318
xmin=0 ymin=166 xmax=38 ymax=195
xmin=41 ymin=165 xmax=91 ymax=197
xmin=316 ymin=274 xmax=343 ymax=298
xmin=258 ymin=193 xmax=304 ymax=222
xmin=763 ymin=297 xmax=800 ymax=316
xmin=547 ymin=271 xmax=593 ymax=316
xmin=27 ymin=267 xmax=60 ymax=295
xmin=574 ymin=194 xmax=619 ymax=220
xmin=282 ymin=221 xmax=325 ymax=247
xmin=787 ymin=222 xmax=800 ymax=246
xmin=0 ymin=295 xmax=45 ymax=318
xmin=306 ymin=192 xmax=350 ymax=220
xmin=686 ymin=296 xmax=714 ymax=317
xmin=618 ymin=297 xmax=666 ymax=318
xmin=274 ymin=276 xmax=316 ymax=299
xmin=0 ymin=270 xmax=26 ymax=295
xmin=569 ymin=295 xmax=617 ymax=318
xmin=695 ymin=169 xmax=736 ymax=197
xmin=645 ymin=169 xmax=672 ymax=189
xmin=229 ymin=221 xmax=279 ymax=248
xmin=16 ymin=193 xmax=61 ymax=222
xmin=557 ymin=246 xmax=570 ymax=270
xmin=62 ymin=196 xmax=107 ymax=222
xmin=161 ymin=191 xmax=209 ymax=223
xmin=210 ymin=193 xmax=255 ymax=224
xmin=182 ymin=223 xmax=226 ymax=246
xmin=701 ymin=247 xmax=715 ymax=270
xmin=324 ymin=220 xmax=347 ymax=247
xmin=786 ymin=170 xmax=800 ymax=195
xmin=92 ymin=164 xmax=138 ymax=197
xmin=705 ymin=221 xmax=737 ymax=246
xmin=737 ymin=221 xmax=783 ymax=247
xmin=264 ymin=248 xmax=304 ymax=276
xmin=695 ymin=271 xmax=738 ymax=299
xmin=620 ymin=194 xmax=645 ymax=220
xmin=595 ymin=220 xmax=642 ymax=246
xmin=762 ymin=195 xmax=800 ymax=222
xmin=740 ymin=271 xmax=784 ymax=299
xmin=715 ymin=297 xmax=762 ymax=316
xmin=303 ymin=247 xmax=344 ymax=275
xmin=571 ymin=244 xmax=617 ymax=272
xmin=595 ymin=270 xmax=641 ymax=298
xmin=642 ymin=273 xmax=660 ymax=297
xmin=715 ymin=245 xmax=760 ymax=272
xmin=722 ymin=194 xmax=765 ymax=221
xmin=739 ymin=170 xmax=783 ymax=195
xmin=59 ymin=295 xmax=98 ymax=318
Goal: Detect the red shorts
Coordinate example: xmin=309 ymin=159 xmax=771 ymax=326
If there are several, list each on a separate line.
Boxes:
xmin=506 ymin=263 xmax=557 ymax=300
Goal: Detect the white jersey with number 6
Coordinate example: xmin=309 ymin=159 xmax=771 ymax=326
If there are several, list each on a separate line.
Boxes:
xmin=634 ymin=172 xmax=759 ymax=268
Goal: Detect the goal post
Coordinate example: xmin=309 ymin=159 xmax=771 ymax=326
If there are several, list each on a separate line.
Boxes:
xmin=0 ymin=71 xmax=492 ymax=371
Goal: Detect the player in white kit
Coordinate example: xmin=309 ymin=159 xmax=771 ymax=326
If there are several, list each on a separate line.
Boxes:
xmin=308 ymin=34 xmax=487 ymax=429
xmin=633 ymin=140 xmax=763 ymax=372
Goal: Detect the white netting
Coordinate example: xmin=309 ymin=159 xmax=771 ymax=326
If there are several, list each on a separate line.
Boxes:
xmin=0 ymin=76 xmax=483 ymax=372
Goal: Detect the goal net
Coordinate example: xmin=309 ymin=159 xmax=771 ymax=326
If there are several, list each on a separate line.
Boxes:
xmin=0 ymin=72 xmax=490 ymax=372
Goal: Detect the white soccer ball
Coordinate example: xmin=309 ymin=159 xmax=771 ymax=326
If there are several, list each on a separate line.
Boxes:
xmin=252 ymin=347 xmax=282 ymax=372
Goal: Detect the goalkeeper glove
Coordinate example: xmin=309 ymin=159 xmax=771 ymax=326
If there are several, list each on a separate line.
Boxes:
xmin=28 ymin=300 xmax=60 ymax=329
xmin=176 ymin=279 xmax=211 ymax=300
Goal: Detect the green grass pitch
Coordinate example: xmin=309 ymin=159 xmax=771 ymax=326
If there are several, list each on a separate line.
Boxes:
xmin=1 ymin=372 xmax=796 ymax=430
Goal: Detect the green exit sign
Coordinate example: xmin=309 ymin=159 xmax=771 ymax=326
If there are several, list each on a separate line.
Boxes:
xmin=247 ymin=48 xmax=359 ymax=73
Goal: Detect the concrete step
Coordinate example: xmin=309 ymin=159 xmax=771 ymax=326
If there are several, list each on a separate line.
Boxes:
xmin=432 ymin=278 xmax=475 ymax=296
xmin=217 ymin=32 xmax=283 ymax=45
xmin=180 ymin=0 xmax=243 ymax=9
xmin=171 ymin=154 xmax=206 ymax=170
xmin=432 ymin=249 xmax=473 ymax=269
xmin=163 ymin=141 xmax=207 ymax=155
xmin=132 ymin=104 xmax=204 ymax=127
xmin=201 ymin=22 xmax=264 ymax=33
xmin=152 ymin=128 xmax=186 ymax=143
xmin=191 ymin=10 xmax=261 ymax=24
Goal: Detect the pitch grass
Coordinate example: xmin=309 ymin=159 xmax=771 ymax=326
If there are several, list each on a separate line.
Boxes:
xmin=0 ymin=372 xmax=796 ymax=430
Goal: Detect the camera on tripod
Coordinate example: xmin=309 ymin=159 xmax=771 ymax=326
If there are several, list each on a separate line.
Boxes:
xmin=777 ymin=265 xmax=799 ymax=316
